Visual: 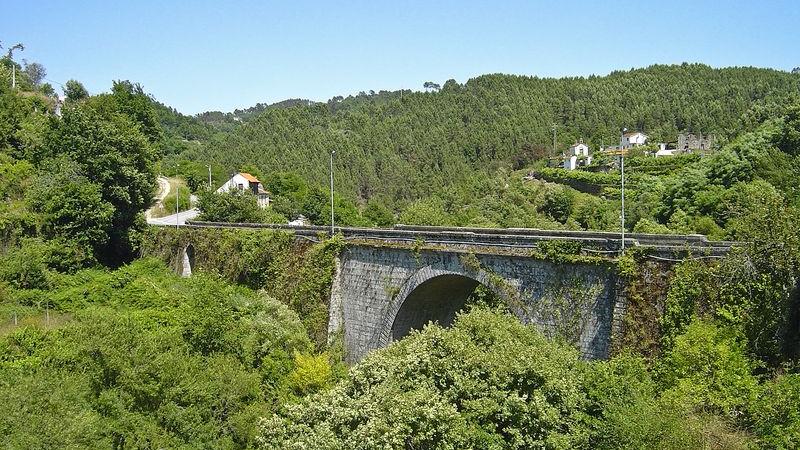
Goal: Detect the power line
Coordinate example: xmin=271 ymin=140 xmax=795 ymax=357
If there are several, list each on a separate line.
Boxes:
xmin=43 ymin=77 xmax=64 ymax=88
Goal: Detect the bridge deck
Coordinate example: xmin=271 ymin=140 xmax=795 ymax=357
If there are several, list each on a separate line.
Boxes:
xmin=176 ymin=221 xmax=734 ymax=258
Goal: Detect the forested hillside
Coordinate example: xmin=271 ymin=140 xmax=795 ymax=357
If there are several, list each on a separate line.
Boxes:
xmin=170 ymin=64 xmax=800 ymax=208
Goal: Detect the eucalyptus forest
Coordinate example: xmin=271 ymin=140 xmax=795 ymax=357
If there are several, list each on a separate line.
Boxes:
xmin=1 ymin=48 xmax=799 ymax=449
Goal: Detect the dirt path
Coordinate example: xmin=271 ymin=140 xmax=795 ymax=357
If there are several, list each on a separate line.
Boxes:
xmin=145 ymin=176 xmax=171 ymax=219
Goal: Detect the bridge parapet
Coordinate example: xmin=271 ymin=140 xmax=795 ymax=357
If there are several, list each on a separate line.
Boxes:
xmin=183 ymin=221 xmax=733 ymax=258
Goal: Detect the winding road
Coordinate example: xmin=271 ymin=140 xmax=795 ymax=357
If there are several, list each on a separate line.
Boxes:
xmin=145 ymin=176 xmax=200 ymax=225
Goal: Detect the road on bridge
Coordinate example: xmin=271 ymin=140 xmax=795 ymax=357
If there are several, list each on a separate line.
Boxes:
xmin=147 ymin=208 xmax=200 ymax=226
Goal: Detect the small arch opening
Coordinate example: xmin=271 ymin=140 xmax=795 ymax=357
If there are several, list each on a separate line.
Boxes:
xmin=182 ymin=244 xmax=196 ymax=277
xmin=390 ymin=274 xmax=500 ymax=341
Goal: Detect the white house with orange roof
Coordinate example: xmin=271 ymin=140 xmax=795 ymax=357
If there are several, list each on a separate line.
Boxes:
xmin=216 ymin=172 xmax=271 ymax=208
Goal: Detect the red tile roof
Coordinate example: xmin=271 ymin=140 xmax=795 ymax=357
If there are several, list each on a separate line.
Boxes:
xmin=240 ymin=172 xmax=260 ymax=183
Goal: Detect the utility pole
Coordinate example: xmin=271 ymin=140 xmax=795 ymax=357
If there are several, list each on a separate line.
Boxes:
xmin=207 ymin=165 xmax=212 ymax=189
xmin=552 ymin=124 xmax=557 ymax=157
xmin=174 ymin=162 xmax=180 ymax=229
xmin=176 ymin=184 xmax=180 ymax=229
xmin=620 ymin=128 xmax=627 ymax=253
xmin=6 ymin=43 xmax=24 ymax=89
xmin=330 ymin=149 xmax=336 ymax=235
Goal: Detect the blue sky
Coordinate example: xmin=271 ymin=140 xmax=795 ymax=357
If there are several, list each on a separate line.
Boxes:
xmin=3 ymin=0 xmax=798 ymax=114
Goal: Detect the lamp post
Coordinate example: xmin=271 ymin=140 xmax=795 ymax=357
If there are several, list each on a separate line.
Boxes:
xmin=329 ymin=149 xmax=336 ymax=235
xmin=175 ymin=183 xmax=180 ymax=229
xmin=6 ymin=43 xmax=25 ymax=89
xmin=620 ymin=128 xmax=627 ymax=253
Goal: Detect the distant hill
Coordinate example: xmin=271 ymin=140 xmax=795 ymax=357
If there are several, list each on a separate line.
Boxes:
xmin=194 ymin=98 xmax=317 ymax=128
xmin=161 ymin=64 xmax=800 ymax=204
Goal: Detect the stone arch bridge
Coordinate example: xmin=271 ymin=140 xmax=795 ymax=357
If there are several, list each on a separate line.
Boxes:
xmin=163 ymin=222 xmax=733 ymax=363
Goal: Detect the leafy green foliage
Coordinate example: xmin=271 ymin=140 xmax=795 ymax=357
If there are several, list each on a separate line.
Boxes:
xmin=259 ymin=309 xmax=593 ymax=449
xmin=539 ymin=184 xmax=575 ymax=223
xmin=658 ymin=321 xmax=759 ymax=418
xmin=259 ymin=310 xmax=755 ymax=449
xmin=749 ymin=374 xmax=800 ymax=449
xmin=26 ymin=159 xmax=114 ymax=255
xmin=63 ymin=79 xmax=88 ymax=102
xmin=44 ymin=104 xmax=156 ymax=262
xmin=0 ymin=259 xmax=323 ymax=448
xmin=140 ymin=227 xmax=343 ymax=346
xmin=777 ymin=100 xmax=800 ymax=156
xmin=161 ymin=182 xmax=191 ymax=213
xmin=197 ymin=189 xmax=286 ymax=223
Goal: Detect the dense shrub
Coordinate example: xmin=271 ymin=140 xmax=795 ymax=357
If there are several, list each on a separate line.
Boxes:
xmin=0 ymin=259 xmax=325 ymax=448
xmin=257 ymin=309 xmax=749 ymax=449
xmin=657 ymin=321 xmax=758 ymax=419
xmin=749 ymin=374 xmax=800 ymax=449
xmin=258 ymin=309 xmax=592 ymax=449
xmin=197 ymin=189 xmax=284 ymax=223
xmin=140 ymin=227 xmax=344 ymax=346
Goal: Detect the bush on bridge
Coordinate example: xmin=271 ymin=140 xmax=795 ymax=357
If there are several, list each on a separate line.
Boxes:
xmin=140 ymin=227 xmax=344 ymax=346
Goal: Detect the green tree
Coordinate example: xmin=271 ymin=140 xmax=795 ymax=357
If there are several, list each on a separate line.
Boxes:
xmin=363 ymin=198 xmax=394 ymax=227
xmin=749 ymin=374 xmax=800 ymax=448
xmin=197 ymin=189 xmax=273 ymax=223
xmin=26 ymin=161 xmax=114 ymax=257
xmin=63 ymin=79 xmax=88 ymax=102
xmin=45 ymin=105 xmax=157 ymax=263
xmin=777 ymin=100 xmax=800 ymax=156
xmin=22 ymin=61 xmax=45 ymax=86
xmin=539 ymin=185 xmax=575 ymax=223
xmin=658 ymin=321 xmax=758 ymax=419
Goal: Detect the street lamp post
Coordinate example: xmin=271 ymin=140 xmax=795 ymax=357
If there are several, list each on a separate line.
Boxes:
xmin=175 ymin=183 xmax=180 ymax=229
xmin=330 ymin=149 xmax=336 ymax=236
xmin=620 ymin=128 xmax=627 ymax=253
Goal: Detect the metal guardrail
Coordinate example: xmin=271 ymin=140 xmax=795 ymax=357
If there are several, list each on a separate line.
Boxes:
xmin=174 ymin=221 xmax=734 ymax=257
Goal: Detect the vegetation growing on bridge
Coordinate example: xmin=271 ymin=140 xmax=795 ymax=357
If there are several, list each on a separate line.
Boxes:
xmin=141 ymin=227 xmax=344 ymax=346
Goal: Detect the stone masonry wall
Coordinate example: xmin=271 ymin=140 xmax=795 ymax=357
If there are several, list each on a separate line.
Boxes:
xmin=331 ymin=245 xmax=619 ymax=363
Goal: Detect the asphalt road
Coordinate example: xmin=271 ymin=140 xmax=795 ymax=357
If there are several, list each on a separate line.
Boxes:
xmin=146 ymin=208 xmax=200 ymax=226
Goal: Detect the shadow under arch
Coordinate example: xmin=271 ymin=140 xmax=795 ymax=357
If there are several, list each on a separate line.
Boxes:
xmin=391 ymin=273 xmax=481 ymax=341
xmin=382 ymin=265 xmax=508 ymax=345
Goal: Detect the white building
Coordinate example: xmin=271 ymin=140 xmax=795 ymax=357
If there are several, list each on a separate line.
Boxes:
xmin=288 ymin=214 xmax=310 ymax=226
xmin=217 ymin=172 xmax=271 ymax=208
xmin=564 ymin=155 xmax=578 ymax=170
xmin=569 ymin=141 xmax=590 ymax=157
xmin=621 ymin=131 xmax=648 ymax=149
xmin=655 ymin=143 xmax=677 ymax=157
xmin=563 ymin=140 xmax=592 ymax=170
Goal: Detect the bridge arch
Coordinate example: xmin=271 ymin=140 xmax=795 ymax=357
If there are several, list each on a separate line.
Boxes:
xmin=180 ymin=244 xmax=195 ymax=277
xmin=379 ymin=265 xmax=508 ymax=346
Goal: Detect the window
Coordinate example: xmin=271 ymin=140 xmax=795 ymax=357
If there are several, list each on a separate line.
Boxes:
xmin=237 ymin=183 xmax=244 ymax=190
